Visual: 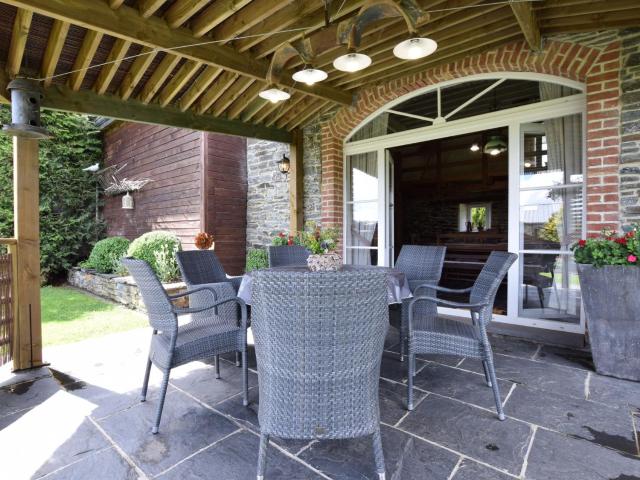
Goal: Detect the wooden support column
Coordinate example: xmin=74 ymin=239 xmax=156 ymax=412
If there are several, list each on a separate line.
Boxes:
xmin=289 ymin=128 xmax=303 ymax=233
xmin=12 ymin=137 xmax=43 ymax=370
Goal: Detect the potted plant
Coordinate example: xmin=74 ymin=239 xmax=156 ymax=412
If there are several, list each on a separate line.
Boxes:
xmin=299 ymin=221 xmax=341 ymax=271
xmin=194 ymin=232 xmax=214 ymax=250
xmin=572 ymin=225 xmax=640 ymax=381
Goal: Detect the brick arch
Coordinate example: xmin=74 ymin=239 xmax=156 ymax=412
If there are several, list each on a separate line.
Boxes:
xmin=320 ymin=39 xmax=622 ymax=236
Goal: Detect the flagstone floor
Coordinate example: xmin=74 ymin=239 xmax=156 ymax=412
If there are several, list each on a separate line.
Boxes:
xmin=1 ymin=326 xmax=640 ymax=480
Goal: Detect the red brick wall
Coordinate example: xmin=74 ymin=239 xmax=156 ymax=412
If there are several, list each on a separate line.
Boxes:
xmin=320 ymin=39 xmax=623 ymax=237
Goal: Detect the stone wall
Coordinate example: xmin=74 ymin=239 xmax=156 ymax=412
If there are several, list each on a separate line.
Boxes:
xmin=68 ymin=268 xmax=187 ymax=311
xmin=619 ymin=28 xmax=640 ymax=224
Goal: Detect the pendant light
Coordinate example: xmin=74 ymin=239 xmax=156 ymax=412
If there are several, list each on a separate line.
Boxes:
xmin=259 ymin=87 xmax=291 ymax=103
xmin=333 ymin=52 xmax=372 ymax=73
xmin=470 ymin=143 xmax=480 ymax=152
xmin=483 ymin=136 xmax=508 ymax=156
xmin=292 ymin=68 xmax=328 ymax=86
xmin=393 ymin=36 xmax=438 ymax=60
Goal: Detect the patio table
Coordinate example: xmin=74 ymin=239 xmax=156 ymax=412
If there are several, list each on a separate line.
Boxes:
xmin=237 ymin=265 xmax=412 ymax=305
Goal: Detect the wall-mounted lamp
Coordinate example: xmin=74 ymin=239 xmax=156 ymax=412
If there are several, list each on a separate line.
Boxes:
xmin=277 ymin=153 xmax=290 ymax=175
xmin=122 ymin=191 xmax=134 ymax=209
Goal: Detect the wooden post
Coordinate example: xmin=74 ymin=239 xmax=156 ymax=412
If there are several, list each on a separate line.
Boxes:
xmin=289 ymin=128 xmax=303 ymax=233
xmin=12 ymin=136 xmax=43 ymax=370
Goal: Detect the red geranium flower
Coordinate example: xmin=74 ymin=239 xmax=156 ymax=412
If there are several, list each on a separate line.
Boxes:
xmin=287 ymin=235 xmax=294 ymax=246
xmin=615 ymin=237 xmax=628 ymax=245
xmin=627 ymin=231 xmax=636 ymax=238
xmin=578 ymin=240 xmax=586 ymax=247
xmin=628 ymin=254 xmax=637 ymax=263
xmin=278 ymin=232 xmax=286 ymax=238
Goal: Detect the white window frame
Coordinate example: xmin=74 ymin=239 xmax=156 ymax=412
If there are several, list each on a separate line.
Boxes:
xmin=459 ymin=202 xmax=493 ymax=232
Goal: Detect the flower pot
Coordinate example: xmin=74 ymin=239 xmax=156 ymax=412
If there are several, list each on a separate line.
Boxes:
xmin=577 ymin=264 xmax=640 ymax=381
xmin=307 ymin=252 xmax=342 ymax=272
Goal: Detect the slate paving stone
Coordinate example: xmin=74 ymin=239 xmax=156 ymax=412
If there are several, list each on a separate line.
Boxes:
xmin=0 ymin=375 xmax=61 ymax=417
xmin=413 ymin=362 xmax=513 ymax=410
xmin=170 ymin=359 xmax=257 ymax=408
xmin=157 ymin=430 xmax=323 ymax=479
xmin=535 ymin=345 xmax=595 ymax=371
xmin=589 ymin=373 xmax=640 ymax=409
xmin=42 ymin=447 xmax=138 ymax=480
xmin=379 ymin=354 xmax=427 ymax=383
xmin=298 ymin=424 xmax=459 ymax=480
xmin=452 ymin=458 xmax=514 ymax=480
xmin=0 ymin=366 xmax=51 ymax=388
xmin=506 ymin=385 xmax=638 ymax=455
xmin=398 ymin=395 xmax=532 ymax=475
xmin=220 ymin=346 xmax=258 ymax=369
xmin=459 ymin=353 xmax=588 ymax=400
xmin=488 ymin=334 xmax=540 ymax=359
xmin=98 ymin=389 xmax=239 ymax=476
xmin=378 ymin=378 xmax=427 ymax=425
xmin=525 ymin=428 xmax=640 ymax=480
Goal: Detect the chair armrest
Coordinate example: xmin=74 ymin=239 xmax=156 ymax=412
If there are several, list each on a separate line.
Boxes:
xmin=173 ymin=296 xmax=248 ymax=328
xmin=414 ymin=284 xmax=473 ymax=295
xmin=409 ymin=295 xmax=488 ymax=311
xmin=226 ymin=275 xmax=243 ymax=291
xmin=169 ymin=285 xmax=218 ymax=314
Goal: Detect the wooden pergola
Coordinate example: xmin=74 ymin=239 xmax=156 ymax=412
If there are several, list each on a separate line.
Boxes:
xmin=0 ymin=0 xmax=637 ymax=370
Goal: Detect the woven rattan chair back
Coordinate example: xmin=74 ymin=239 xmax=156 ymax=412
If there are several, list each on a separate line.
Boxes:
xmin=251 ymin=269 xmax=389 ymax=440
xmin=395 ymin=245 xmax=446 ymax=289
xmin=469 ymin=251 xmax=518 ymax=320
xmin=267 ymin=245 xmax=310 ymax=268
xmin=121 ymin=258 xmax=175 ymax=331
xmin=176 ymin=250 xmax=227 ymax=285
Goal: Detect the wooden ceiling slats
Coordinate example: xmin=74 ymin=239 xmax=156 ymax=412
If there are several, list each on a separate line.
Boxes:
xmin=240 ymin=96 xmax=269 ymax=122
xmin=139 ymin=0 xmax=166 ymax=19
xmin=210 ymin=75 xmax=253 ymax=116
xmin=164 ymin=0 xmax=211 ymax=29
xmin=119 ymin=45 xmax=156 ymax=100
xmin=226 ymin=80 xmax=265 ymax=120
xmin=211 ymin=0 xmax=295 ymax=43
xmin=510 ymin=0 xmax=541 ymax=51
xmin=264 ymin=94 xmax=305 ymax=126
xmin=93 ymin=38 xmax=132 ymax=94
xmin=195 ymin=70 xmax=238 ymax=114
xmin=179 ymin=65 xmax=222 ymax=111
xmin=7 ymin=8 xmax=32 ymax=77
xmin=191 ymin=0 xmax=253 ymax=38
xmin=158 ymin=59 xmax=201 ymax=106
xmin=41 ymin=19 xmax=69 ymax=86
xmin=285 ymin=99 xmax=331 ymax=130
xmin=109 ymin=0 xmax=125 ymax=9
xmin=68 ymin=29 xmax=103 ymax=91
xmin=138 ymin=52 xmax=181 ymax=103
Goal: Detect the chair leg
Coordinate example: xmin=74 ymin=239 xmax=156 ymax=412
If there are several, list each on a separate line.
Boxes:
xmin=407 ymin=350 xmax=415 ymax=411
xmin=152 ymin=369 xmax=171 ymax=434
xmin=235 ymin=351 xmax=241 ymax=367
xmin=481 ymin=360 xmax=492 ymax=387
xmin=256 ymin=433 xmax=269 ymax=480
xmin=214 ymin=355 xmax=221 ymax=379
xmin=399 ymin=336 xmax=405 ymax=362
xmin=140 ymin=356 xmax=152 ymax=402
xmin=485 ymin=356 xmax=505 ymax=421
xmin=372 ymin=428 xmax=386 ymax=480
xmin=242 ymin=347 xmax=249 ymax=407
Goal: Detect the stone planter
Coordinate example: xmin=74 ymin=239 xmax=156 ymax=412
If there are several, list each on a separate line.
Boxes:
xmin=307 ymin=252 xmax=342 ymax=271
xmin=577 ymin=264 xmax=640 ymax=381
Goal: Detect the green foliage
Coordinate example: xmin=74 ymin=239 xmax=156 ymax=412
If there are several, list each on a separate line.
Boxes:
xmin=246 ymin=248 xmax=268 ymax=272
xmin=572 ymin=225 xmax=640 ymax=267
xmin=87 ymin=237 xmax=130 ymax=273
xmin=0 ymin=106 xmax=103 ymax=283
xmin=471 ymin=207 xmax=486 ymax=229
xmin=539 ymin=211 xmax=561 ymax=244
xmin=298 ymin=221 xmax=339 ymax=255
xmin=126 ymin=231 xmax=182 ymax=282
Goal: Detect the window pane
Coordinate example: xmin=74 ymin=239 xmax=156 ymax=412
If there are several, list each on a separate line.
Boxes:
xmin=348 ymin=153 xmax=378 ymax=202
xmin=345 ymin=202 xmax=378 ymax=248
xmin=519 ymin=254 xmax=581 ymax=324
xmin=520 ymin=187 xmax=582 ymax=250
xmin=345 ymin=248 xmax=378 ymax=266
xmin=521 ymin=114 xmax=583 ymax=187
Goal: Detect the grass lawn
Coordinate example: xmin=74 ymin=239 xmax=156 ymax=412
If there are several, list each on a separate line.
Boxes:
xmin=42 ymin=286 xmax=148 ymax=346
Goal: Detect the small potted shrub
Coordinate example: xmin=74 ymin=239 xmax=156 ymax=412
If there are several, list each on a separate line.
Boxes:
xmin=572 ymin=225 xmax=640 ymax=380
xmin=82 ymin=237 xmax=130 ymax=274
xmin=246 ymin=248 xmax=268 ymax=272
xmin=127 ymin=231 xmax=182 ymax=282
xmin=299 ymin=221 xmax=341 ymax=271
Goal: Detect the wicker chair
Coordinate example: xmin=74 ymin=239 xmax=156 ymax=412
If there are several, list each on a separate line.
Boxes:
xmin=176 ymin=250 xmax=242 ymax=292
xmin=406 ymin=251 xmax=517 ymax=420
xmin=251 ymin=269 xmax=389 ymax=480
xmin=267 ymin=245 xmax=310 ymax=268
xmin=392 ymin=245 xmax=446 ymax=361
xmin=122 ymin=258 xmax=248 ymax=434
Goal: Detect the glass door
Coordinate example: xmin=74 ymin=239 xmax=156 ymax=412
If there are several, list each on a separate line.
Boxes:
xmin=385 ymin=150 xmax=395 ymax=267
xmin=511 ymin=115 xmax=585 ymax=331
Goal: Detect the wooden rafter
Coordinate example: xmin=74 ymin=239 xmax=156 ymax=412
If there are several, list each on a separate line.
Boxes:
xmin=510 ymin=0 xmax=542 ymax=51
xmin=6 ymin=8 xmax=33 ymax=78
xmin=138 ymin=53 xmax=181 ymax=104
xmin=158 ymin=59 xmax=200 ymax=106
xmin=211 ymin=0 xmax=293 ymax=42
xmin=191 ymin=0 xmax=252 ymax=38
xmin=179 ymin=66 xmax=222 ymax=111
xmin=226 ymin=80 xmax=264 ymax=120
xmin=196 ymin=70 xmax=238 ymax=114
xmin=210 ymin=76 xmax=253 ymax=116
xmin=41 ymin=19 xmax=69 ymax=87
xmin=265 ymin=94 xmax=305 ymax=126
xmin=240 ymin=97 xmax=268 ymax=122
xmin=139 ymin=0 xmax=165 ymax=18
xmin=109 ymin=0 xmax=125 ymax=8
xmin=165 ymin=0 xmax=212 ymax=28
xmin=2 ymin=0 xmax=351 ymax=105
xmin=94 ymin=38 xmax=132 ymax=94
xmin=119 ymin=46 xmax=157 ymax=100
xmin=68 ymin=29 xmax=103 ymax=91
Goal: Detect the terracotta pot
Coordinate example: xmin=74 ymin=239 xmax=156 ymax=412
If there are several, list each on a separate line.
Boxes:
xmin=307 ymin=252 xmax=343 ymax=271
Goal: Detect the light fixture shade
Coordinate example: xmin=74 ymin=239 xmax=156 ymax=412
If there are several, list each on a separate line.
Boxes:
xmin=483 ymin=136 xmax=508 ymax=156
xmin=259 ymin=88 xmax=290 ymax=103
xmin=292 ymin=68 xmax=328 ymax=86
xmin=277 ymin=154 xmax=290 ymax=174
xmin=470 ymin=143 xmax=480 ymax=152
xmin=333 ymin=53 xmax=372 ymax=73
xmin=393 ymin=37 xmax=438 ymax=60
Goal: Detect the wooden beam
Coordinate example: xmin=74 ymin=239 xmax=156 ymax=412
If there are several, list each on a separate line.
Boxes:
xmin=29 ymin=72 xmax=292 ymax=142
xmin=240 ymin=97 xmax=268 ymax=122
xmin=510 ymin=0 xmax=542 ymax=51
xmin=109 ymin=0 xmax=125 ymax=8
xmin=139 ymin=0 xmax=165 ymax=18
xmin=119 ymin=46 xmax=157 ymax=100
xmin=41 ymin=19 xmax=70 ymax=87
xmin=2 ymin=0 xmax=352 ymax=105
xmin=68 ymin=29 xmax=103 ymax=91
xmin=12 ymin=137 xmax=43 ymax=370
xmin=179 ymin=66 xmax=222 ymax=111
xmin=158 ymin=59 xmax=200 ymax=106
xmin=226 ymin=80 xmax=264 ymax=120
xmin=165 ymin=0 xmax=211 ymax=28
xmin=93 ymin=38 xmax=131 ymax=94
xmin=210 ymin=76 xmax=253 ymax=117
xmin=289 ymin=128 xmax=303 ymax=234
xmin=138 ymin=53 xmax=181 ymax=104
xmin=7 ymin=9 xmax=33 ymax=78
xmin=191 ymin=0 xmax=252 ymax=38
xmin=211 ymin=0 xmax=292 ymax=42
xmin=196 ymin=70 xmax=237 ymax=114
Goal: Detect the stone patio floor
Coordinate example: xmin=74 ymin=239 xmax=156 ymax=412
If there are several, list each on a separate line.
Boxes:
xmin=1 ymin=326 xmax=640 ymax=480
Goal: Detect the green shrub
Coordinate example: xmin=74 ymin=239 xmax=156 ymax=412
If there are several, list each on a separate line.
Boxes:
xmin=0 ymin=106 xmax=104 ymax=283
xmin=246 ymin=248 xmax=268 ymax=272
xmin=87 ymin=237 xmax=130 ymax=274
xmin=126 ymin=231 xmax=182 ymax=282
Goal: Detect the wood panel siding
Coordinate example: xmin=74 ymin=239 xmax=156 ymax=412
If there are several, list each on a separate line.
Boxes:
xmin=103 ymin=122 xmax=203 ymax=248
xmin=203 ymin=132 xmax=247 ymax=275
